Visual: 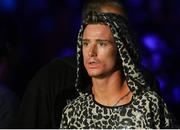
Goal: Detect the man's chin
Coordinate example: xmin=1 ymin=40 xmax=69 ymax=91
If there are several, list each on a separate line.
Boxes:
xmin=88 ymin=72 xmax=105 ymax=79
xmin=88 ymin=72 xmax=100 ymax=77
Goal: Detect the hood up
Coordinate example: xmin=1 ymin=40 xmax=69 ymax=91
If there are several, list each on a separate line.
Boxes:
xmin=75 ymin=12 xmax=150 ymax=95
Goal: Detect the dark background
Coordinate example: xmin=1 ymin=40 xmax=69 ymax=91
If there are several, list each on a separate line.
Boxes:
xmin=0 ymin=0 xmax=180 ymax=123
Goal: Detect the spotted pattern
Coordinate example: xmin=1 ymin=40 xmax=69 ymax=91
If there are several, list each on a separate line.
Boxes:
xmin=60 ymin=90 xmax=172 ymax=129
xmin=60 ymin=13 xmax=173 ymax=128
xmin=75 ymin=13 xmax=148 ymax=95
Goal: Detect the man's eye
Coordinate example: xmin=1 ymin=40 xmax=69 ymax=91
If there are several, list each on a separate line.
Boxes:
xmin=98 ymin=42 xmax=107 ymax=46
xmin=82 ymin=42 xmax=89 ymax=46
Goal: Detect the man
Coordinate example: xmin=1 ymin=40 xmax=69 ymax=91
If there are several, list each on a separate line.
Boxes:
xmin=60 ymin=12 xmax=173 ymax=129
xmin=13 ymin=0 xmax=162 ymax=128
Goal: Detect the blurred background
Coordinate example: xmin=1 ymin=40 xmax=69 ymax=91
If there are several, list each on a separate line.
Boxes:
xmin=0 ymin=0 xmax=180 ymax=124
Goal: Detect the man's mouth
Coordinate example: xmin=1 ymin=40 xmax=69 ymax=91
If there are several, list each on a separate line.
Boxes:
xmin=88 ymin=60 xmax=99 ymax=68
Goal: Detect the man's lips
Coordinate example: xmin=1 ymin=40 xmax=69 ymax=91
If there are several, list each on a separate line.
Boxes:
xmin=87 ymin=60 xmax=99 ymax=69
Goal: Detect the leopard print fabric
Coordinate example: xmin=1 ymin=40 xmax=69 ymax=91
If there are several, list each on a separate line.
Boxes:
xmin=60 ymin=13 xmax=173 ymax=128
xmin=60 ymin=90 xmax=172 ymax=129
xmin=75 ymin=13 xmax=148 ymax=95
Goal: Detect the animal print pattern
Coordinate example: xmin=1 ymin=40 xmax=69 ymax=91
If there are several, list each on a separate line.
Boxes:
xmin=60 ymin=90 xmax=172 ymax=129
xmin=75 ymin=13 xmax=148 ymax=95
xmin=60 ymin=13 xmax=173 ymax=128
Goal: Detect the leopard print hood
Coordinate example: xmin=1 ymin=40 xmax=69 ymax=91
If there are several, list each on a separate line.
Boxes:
xmin=75 ymin=12 xmax=149 ymax=95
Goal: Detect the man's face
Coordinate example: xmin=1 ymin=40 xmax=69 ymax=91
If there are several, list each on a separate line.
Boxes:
xmin=82 ymin=24 xmax=118 ymax=78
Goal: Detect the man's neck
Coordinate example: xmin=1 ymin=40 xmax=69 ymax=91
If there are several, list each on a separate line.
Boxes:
xmin=91 ymin=70 xmax=130 ymax=106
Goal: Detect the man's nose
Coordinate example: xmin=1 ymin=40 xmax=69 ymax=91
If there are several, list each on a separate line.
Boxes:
xmin=88 ymin=44 xmax=97 ymax=57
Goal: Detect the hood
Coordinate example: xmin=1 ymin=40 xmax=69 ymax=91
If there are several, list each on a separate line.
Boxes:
xmin=75 ymin=12 xmax=149 ymax=95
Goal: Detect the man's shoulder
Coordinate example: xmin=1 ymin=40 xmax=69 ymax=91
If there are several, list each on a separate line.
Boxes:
xmin=63 ymin=93 xmax=90 ymax=111
xmin=35 ymin=56 xmax=76 ymax=77
xmin=26 ymin=56 xmax=77 ymax=91
xmin=61 ymin=55 xmax=76 ymax=68
xmin=136 ymin=90 xmax=163 ymax=106
xmin=44 ymin=56 xmax=76 ymax=71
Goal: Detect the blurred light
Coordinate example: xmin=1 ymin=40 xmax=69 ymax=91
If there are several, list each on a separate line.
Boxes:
xmin=142 ymin=34 xmax=158 ymax=52
xmin=141 ymin=57 xmax=148 ymax=68
xmin=172 ymin=86 xmax=180 ymax=103
xmin=142 ymin=34 xmax=169 ymax=54
xmin=156 ymin=76 xmax=167 ymax=91
xmin=59 ymin=48 xmax=75 ymax=58
xmin=151 ymin=53 xmax=162 ymax=71
xmin=0 ymin=0 xmax=16 ymax=12
xmin=141 ymin=53 xmax=162 ymax=71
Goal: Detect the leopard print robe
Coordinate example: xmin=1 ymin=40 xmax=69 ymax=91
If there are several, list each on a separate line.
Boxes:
xmin=60 ymin=13 xmax=173 ymax=129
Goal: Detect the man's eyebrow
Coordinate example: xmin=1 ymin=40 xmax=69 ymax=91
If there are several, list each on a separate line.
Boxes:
xmin=96 ymin=39 xmax=109 ymax=42
xmin=82 ymin=39 xmax=90 ymax=42
xmin=82 ymin=39 xmax=113 ymax=43
xmin=96 ymin=39 xmax=113 ymax=43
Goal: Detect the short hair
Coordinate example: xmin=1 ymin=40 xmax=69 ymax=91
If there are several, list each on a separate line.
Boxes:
xmin=82 ymin=0 xmax=127 ymax=19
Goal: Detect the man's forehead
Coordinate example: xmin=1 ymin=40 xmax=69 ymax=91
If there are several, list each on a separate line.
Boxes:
xmin=83 ymin=24 xmax=111 ymax=33
xmin=83 ymin=24 xmax=113 ymax=39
